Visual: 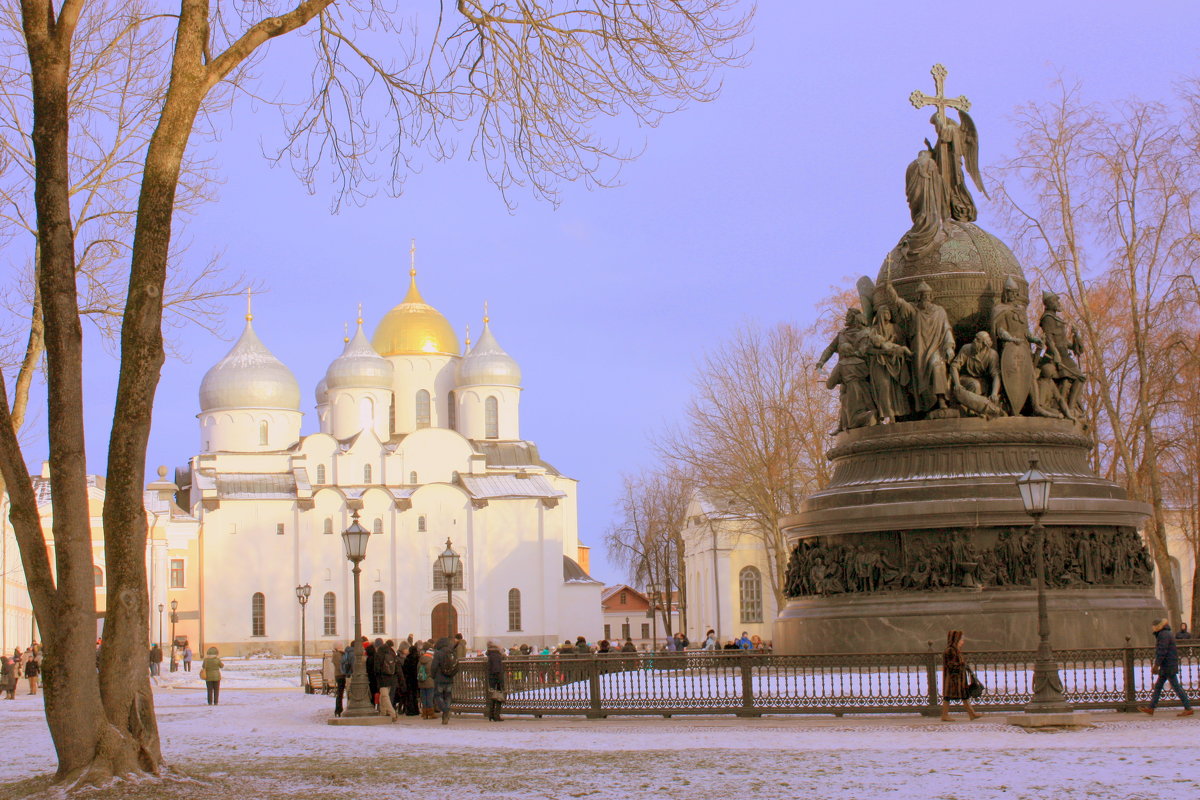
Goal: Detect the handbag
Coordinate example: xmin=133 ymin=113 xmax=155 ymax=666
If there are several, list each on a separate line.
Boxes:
xmin=965 ymin=667 xmax=985 ymax=699
xmin=199 ymin=667 xmax=208 ymax=681
xmin=488 ymin=688 xmax=506 ymax=702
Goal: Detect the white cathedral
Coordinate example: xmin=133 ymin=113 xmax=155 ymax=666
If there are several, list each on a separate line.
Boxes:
xmin=175 ymin=258 xmax=601 ymax=655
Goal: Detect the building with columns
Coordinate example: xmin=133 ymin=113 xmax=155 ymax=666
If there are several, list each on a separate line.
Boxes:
xmin=176 ymin=259 xmax=601 ymax=655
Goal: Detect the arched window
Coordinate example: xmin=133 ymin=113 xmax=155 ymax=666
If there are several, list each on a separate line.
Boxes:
xmin=323 ymin=517 xmax=333 ymax=535
xmin=316 ymin=464 xmax=326 ymax=484
xmin=739 ymin=566 xmax=763 ymax=624
xmin=417 ymin=515 xmax=427 ymax=532
xmin=93 ymin=565 xmax=104 ymax=588
xmin=372 ymin=591 xmax=385 ymax=635
xmin=363 ymin=463 xmax=372 ymax=483
xmin=373 ymin=518 xmax=383 ymax=534
xmin=323 ymin=592 xmax=337 ymax=636
xmin=447 ymin=390 xmax=457 ymax=430
xmin=415 ymin=389 xmax=431 ymax=429
xmin=508 ymin=588 xmax=522 ymax=631
xmin=485 ymin=396 xmax=499 ymax=439
xmin=258 ymin=420 xmax=269 ymax=446
xmin=409 ymin=471 xmax=418 ymax=485
xmin=251 ymin=592 xmax=266 ymax=636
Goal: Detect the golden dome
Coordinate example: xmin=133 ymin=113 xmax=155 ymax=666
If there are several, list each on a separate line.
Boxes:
xmin=371 ymin=276 xmax=460 ymax=357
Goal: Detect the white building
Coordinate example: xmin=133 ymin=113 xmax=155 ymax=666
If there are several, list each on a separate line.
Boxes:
xmin=681 ymin=492 xmax=778 ymax=647
xmin=177 ymin=261 xmax=601 ymax=655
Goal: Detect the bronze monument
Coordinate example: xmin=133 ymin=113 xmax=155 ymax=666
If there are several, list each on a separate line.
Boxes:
xmin=781 ymin=65 xmax=1163 ymax=654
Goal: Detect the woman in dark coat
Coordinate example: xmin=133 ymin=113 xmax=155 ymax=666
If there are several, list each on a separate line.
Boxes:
xmin=401 ymin=642 xmax=421 ymax=716
xmin=485 ymin=641 xmax=505 ymax=722
xmin=941 ymin=630 xmax=981 ymax=721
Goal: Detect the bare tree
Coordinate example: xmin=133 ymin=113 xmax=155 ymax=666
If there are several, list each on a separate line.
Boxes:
xmin=991 ymin=80 xmax=1200 ymax=630
xmin=658 ymin=322 xmax=837 ymax=613
xmin=0 ymin=0 xmax=751 ymax=784
xmin=605 ymin=467 xmax=691 ymax=640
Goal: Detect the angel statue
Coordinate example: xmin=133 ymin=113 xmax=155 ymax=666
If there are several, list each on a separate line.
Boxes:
xmin=907 ymin=64 xmax=989 ymax=225
xmin=930 ymin=109 xmax=988 ymax=222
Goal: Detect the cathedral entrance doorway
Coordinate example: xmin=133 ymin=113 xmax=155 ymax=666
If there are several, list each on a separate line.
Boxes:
xmin=431 ymin=603 xmax=457 ymax=640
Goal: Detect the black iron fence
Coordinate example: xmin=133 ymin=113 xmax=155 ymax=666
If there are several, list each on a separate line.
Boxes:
xmin=451 ymin=644 xmax=1198 ymax=717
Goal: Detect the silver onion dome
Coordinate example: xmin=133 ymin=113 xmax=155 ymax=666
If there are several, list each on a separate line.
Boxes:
xmin=315 ymin=377 xmax=329 ymax=407
xmin=458 ymin=319 xmax=521 ymax=387
xmin=325 ymin=321 xmax=393 ymax=390
xmin=199 ymin=317 xmax=301 ymax=412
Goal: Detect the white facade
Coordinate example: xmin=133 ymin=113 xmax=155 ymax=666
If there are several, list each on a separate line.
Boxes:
xmin=181 ymin=269 xmax=601 ymax=655
xmin=681 ymin=492 xmax=778 ymax=647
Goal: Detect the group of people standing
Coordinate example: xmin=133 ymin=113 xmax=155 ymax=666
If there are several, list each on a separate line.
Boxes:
xmin=0 ymin=644 xmax=41 ymax=699
xmin=331 ymin=633 xmax=505 ymax=724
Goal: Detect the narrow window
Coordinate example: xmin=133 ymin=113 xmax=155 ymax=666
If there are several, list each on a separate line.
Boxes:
xmin=604 ymin=623 xmax=611 ymax=641
xmin=417 ymin=515 xmax=427 ymax=532
xmin=373 ymin=518 xmax=383 ymax=534
xmin=508 ymin=588 xmax=522 ymax=631
xmin=485 ymin=396 xmax=498 ymax=439
xmin=323 ymin=592 xmax=337 ymax=636
xmin=621 ymin=622 xmax=631 ymax=641
xmin=258 ymin=420 xmax=269 ymax=446
xmin=363 ymin=463 xmax=372 ymax=483
xmin=251 ymin=592 xmax=266 ymax=636
xmin=641 ymin=623 xmax=650 ymax=640
xmin=276 ymin=523 xmax=285 ymax=536
xmin=739 ymin=566 xmax=763 ymax=624
xmin=409 ymin=471 xmax=418 ymax=485
xmin=372 ymin=591 xmax=385 ymax=635
xmin=447 ymin=390 xmax=457 ymax=430
xmin=169 ymin=559 xmax=185 ymax=588
xmin=316 ymin=464 xmax=326 ymax=484
xmin=323 ymin=518 xmax=333 ymax=535
xmin=415 ymin=389 xmax=431 ymax=429
xmin=619 ymin=591 xmax=627 ymax=605
xmin=94 ymin=565 xmax=104 ymax=588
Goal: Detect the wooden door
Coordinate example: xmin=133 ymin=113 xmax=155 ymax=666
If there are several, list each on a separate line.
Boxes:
xmin=431 ymin=602 xmax=458 ymax=640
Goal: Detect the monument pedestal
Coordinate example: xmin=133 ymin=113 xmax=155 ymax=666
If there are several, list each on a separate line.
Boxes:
xmin=1007 ymin=712 xmax=1094 ymax=729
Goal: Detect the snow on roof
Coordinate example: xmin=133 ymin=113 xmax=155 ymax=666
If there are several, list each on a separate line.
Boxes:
xmin=460 ymin=474 xmax=566 ymax=500
xmin=215 ymin=473 xmax=297 ymax=499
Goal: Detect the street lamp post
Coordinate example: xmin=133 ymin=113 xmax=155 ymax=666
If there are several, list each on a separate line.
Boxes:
xmin=169 ymin=599 xmax=179 ymax=672
xmin=341 ymin=510 xmax=374 ymax=717
xmin=437 ymin=538 xmax=462 ymax=639
xmin=157 ymin=603 xmax=164 ymax=648
xmin=296 ymin=583 xmax=311 ymax=690
xmin=1016 ymin=456 xmax=1070 ymax=714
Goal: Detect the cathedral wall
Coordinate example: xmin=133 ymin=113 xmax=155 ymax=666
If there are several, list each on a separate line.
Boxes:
xmin=455 ymin=386 xmax=520 ymax=440
xmin=387 ymin=355 xmax=457 ymax=433
xmin=199 ymin=409 xmax=301 ymax=453
xmin=388 ymin=428 xmax=474 ymax=485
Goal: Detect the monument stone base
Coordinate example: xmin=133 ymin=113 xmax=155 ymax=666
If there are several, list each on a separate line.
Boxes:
xmin=1007 ymin=712 xmax=1095 ymax=729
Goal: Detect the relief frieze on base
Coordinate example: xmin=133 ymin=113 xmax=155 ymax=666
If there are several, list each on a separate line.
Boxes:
xmin=783 ymin=525 xmax=1153 ymax=599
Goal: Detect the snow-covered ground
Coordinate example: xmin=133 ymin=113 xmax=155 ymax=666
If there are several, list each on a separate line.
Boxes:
xmin=0 ymin=657 xmax=1197 ymax=800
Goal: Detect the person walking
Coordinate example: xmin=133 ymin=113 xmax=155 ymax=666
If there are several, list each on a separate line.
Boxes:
xmin=940 ymin=630 xmax=981 ymax=721
xmin=367 ymin=637 xmax=382 ymax=710
xmin=1139 ymin=618 xmax=1194 ymax=717
xmin=430 ymin=637 xmax=458 ymax=725
xmin=182 ymin=645 xmax=193 ymax=672
xmin=24 ymin=644 xmax=41 ymax=695
xmin=201 ymin=646 xmax=224 ymax=706
xmin=485 ymin=640 xmax=506 ymax=721
xmin=331 ymin=642 xmax=347 ymax=717
xmin=376 ymin=640 xmax=401 ymax=721
xmin=417 ymin=644 xmax=436 ymax=719
xmin=149 ymin=644 xmax=163 ymax=684
xmin=1 ymin=657 xmax=15 ymax=699
xmin=399 ymin=641 xmax=420 ymax=716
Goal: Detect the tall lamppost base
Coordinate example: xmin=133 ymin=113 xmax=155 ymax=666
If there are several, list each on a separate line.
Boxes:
xmin=1007 ymin=711 xmax=1094 ymax=729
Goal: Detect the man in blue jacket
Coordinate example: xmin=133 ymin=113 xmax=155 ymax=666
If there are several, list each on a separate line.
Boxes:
xmin=1139 ymin=618 xmax=1193 ymax=717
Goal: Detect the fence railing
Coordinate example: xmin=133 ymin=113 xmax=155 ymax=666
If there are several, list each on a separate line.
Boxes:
xmin=450 ymin=644 xmax=1199 ymax=718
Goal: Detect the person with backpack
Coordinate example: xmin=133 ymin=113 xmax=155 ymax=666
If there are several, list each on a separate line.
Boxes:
xmin=417 ymin=644 xmax=436 ymax=719
xmin=399 ymin=641 xmax=420 ymax=716
xmin=375 ymin=640 xmax=400 ymax=721
xmin=1138 ymin=618 xmax=1194 ymax=717
xmin=430 ymin=637 xmax=459 ymax=724
xmin=332 ymin=643 xmax=348 ymax=717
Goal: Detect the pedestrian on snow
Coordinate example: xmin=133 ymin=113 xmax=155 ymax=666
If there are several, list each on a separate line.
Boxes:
xmin=149 ymin=644 xmax=163 ymax=678
xmin=1177 ymin=622 xmax=1193 ymax=641
xmin=485 ymin=640 xmax=505 ymax=721
xmin=364 ymin=637 xmax=379 ymax=709
xmin=182 ymin=645 xmax=193 ymax=672
xmin=400 ymin=641 xmax=421 ymax=716
xmin=702 ymin=630 xmax=718 ymax=651
xmin=1 ymin=657 xmax=15 ymax=699
xmin=24 ymin=644 xmax=41 ymax=695
xmin=940 ymin=630 xmax=981 ymax=721
xmin=430 ymin=637 xmax=458 ymax=724
xmin=417 ymin=644 xmax=437 ymax=719
xmin=201 ymin=646 xmax=224 ymax=706
xmin=1139 ymin=618 xmax=1194 ymax=717
xmin=375 ymin=639 xmax=401 ymax=721
xmin=332 ymin=642 xmax=347 ymax=717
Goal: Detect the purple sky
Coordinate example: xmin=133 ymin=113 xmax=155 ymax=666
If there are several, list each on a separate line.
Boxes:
xmin=25 ymin=2 xmax=1200 ymax=586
